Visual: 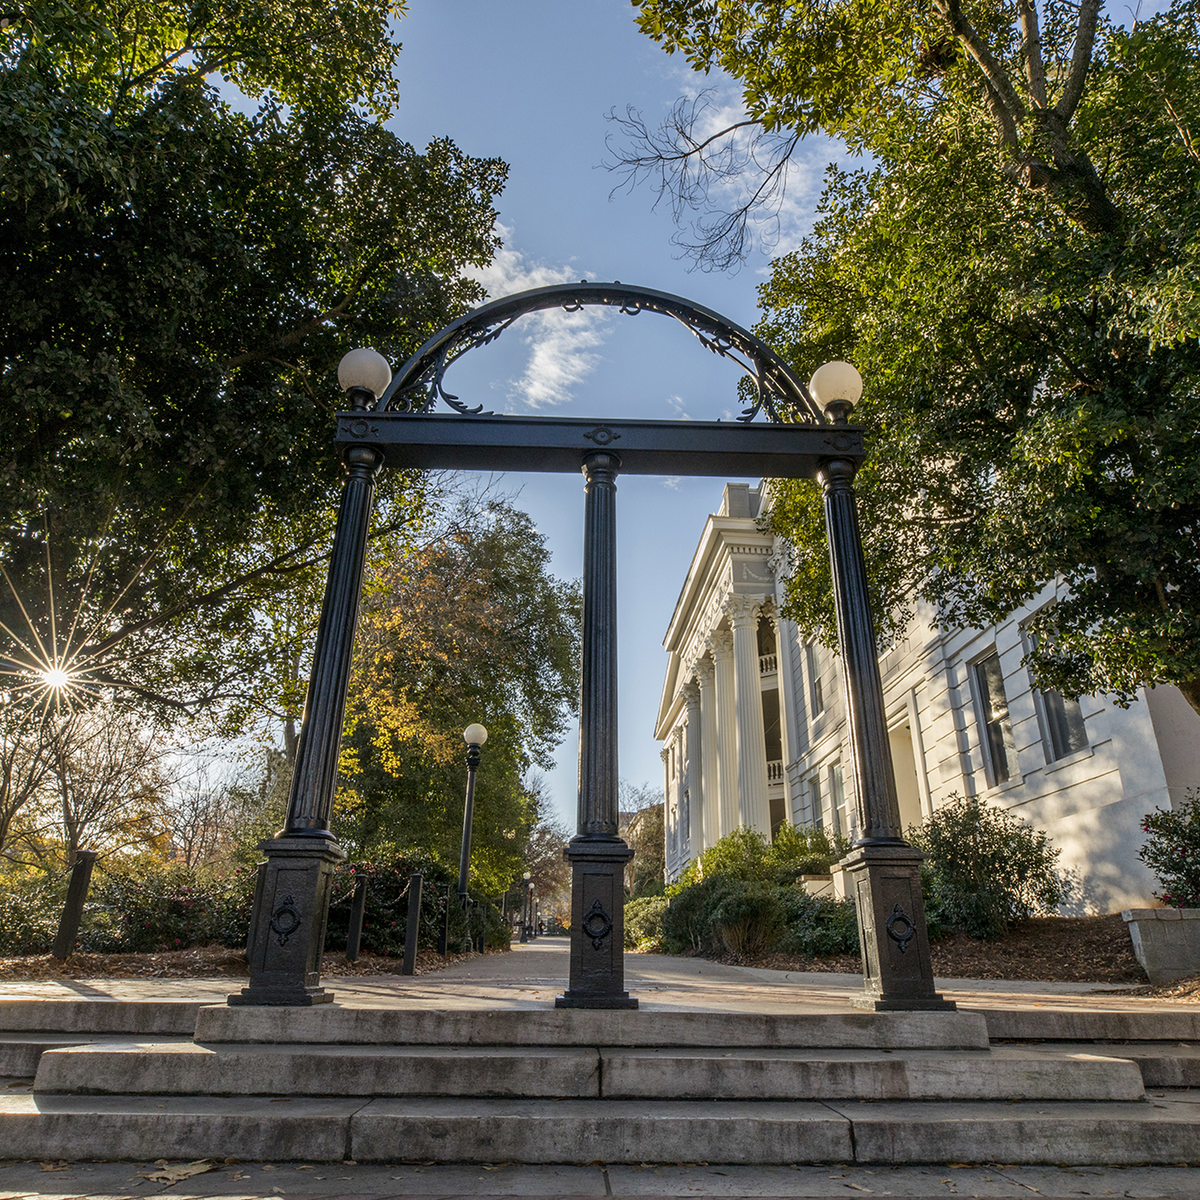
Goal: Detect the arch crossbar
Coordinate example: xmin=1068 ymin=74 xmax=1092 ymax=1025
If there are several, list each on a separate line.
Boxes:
xmin=376 ymin=281 xmax=825 ymax=424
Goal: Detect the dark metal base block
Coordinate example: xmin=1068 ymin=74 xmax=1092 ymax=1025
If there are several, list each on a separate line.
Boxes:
xmin=555 ymin=991 xmax=639 ymax=1010
xmin=850 ymin=994 xmax=958 ymax=1012
xmin=226 ymin=987 xmax=335 ymax=1007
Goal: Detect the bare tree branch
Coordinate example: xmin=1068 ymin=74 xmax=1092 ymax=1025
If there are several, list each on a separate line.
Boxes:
xmin=605 ymin=91 xmax=804 ymax=271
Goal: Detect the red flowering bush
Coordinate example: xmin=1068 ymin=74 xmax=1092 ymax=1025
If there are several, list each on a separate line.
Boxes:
xmin=1140 ymin=791 xmax=1200 ymax=908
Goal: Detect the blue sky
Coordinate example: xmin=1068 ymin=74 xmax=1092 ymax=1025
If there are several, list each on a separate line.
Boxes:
xmin=384 ymin=3 xmax=849 ymax=830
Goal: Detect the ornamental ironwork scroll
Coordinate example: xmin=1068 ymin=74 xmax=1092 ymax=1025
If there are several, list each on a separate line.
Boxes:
xmin=376 ymin=282 xmax=826 ymax=425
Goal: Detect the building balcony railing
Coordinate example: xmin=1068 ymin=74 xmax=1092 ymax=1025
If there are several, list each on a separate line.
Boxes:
xmin=767 ymin=759 xmax=784 ymax=783
xmin=759 ymin=653 xmax=778 ymax=675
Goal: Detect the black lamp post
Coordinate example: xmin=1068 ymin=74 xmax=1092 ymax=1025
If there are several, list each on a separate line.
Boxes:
xmin=231 ymin=348 xmax=391 ymax=1007
xmin=457 ymin=723 xmax=488 ymax=907
xmin=808 ymin=361 xmax=953 ymax=1013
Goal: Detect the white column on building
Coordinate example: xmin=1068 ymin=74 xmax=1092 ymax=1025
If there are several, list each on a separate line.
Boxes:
xmin=765 ymin=604 xmax=794 ymax=821
xmin=683 ymin=679 xmax=702 ymax=858
xmin=672 ymin=723 xmax=687 ymax=860
xmin=660 ymin=745 xmax=674 ymax=876
xmin=695 ymin=657 xmax=719 ymax=853
xmin=726 ymin=595 xmax=772 ymax=836
xmin=707 ymin=629 xmax=739 ymax=838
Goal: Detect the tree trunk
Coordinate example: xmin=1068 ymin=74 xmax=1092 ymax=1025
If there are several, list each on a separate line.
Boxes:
xmin=1178 ymin=676 xmax=1200 ymax=720
xmin=1025 ymin=112 xmax=1124 ymax=236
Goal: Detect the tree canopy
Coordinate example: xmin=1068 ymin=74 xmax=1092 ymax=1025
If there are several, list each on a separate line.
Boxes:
xmin=630 ymin=0 xmax=1200 ymax=714
xmin=335 ymin=497 xmax=582 ymax=894
xmin=0 ymin=1 xmax=507 ymax=720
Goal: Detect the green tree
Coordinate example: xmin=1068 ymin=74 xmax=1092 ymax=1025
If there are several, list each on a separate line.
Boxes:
xmin=628 ymin=0 xmax=1200 ymax=713
xmin=334 ymin=498 xmax=582 ymax=895
xmin=0 ymin=1 xmax=506 ymax=719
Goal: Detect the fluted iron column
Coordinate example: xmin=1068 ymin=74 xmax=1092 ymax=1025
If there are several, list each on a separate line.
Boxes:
xmin=820 ymin=438 xmax=952 ymax=1013
xmin=558 ymin=451 xmax=636 ymax=1009
xmin=231 ymin=436 xmax=382 ymax=1007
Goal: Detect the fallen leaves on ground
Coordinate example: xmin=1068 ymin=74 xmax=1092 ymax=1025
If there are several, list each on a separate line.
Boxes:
xmin=136 ymin=1160 xmax=215 ymax=1185
xmin=692 ymin=915 xmax=1147 ymax=984
xmin=0 ymin=944 xmax=483 ymax=981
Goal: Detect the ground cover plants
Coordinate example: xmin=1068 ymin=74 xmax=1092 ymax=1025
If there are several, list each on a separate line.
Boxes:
xmin=631 ymin=796 xmax=1071 ymax=962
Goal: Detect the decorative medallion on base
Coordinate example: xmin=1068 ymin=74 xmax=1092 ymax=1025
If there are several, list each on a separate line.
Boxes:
xmin=228 ymin=835 xmax=345 ymax=1007
xmin=556 ymin=840 xmax=638 ymax=1010
xmin=840 ymin=843 xmax=957 ymax=1013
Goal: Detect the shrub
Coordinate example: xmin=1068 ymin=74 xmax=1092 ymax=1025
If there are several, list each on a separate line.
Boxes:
xmin=671 ymin=825 xmax=850 ymax=893
xmin=707 ymin=879 xmax=786 ymax=956
xmin=1139 ymin=791 xmax=1200 ymax=908
xmin=0 ymin=873 xmax=65 ymax=955
xmin=911 ymin=794 xmax=1067 ymax=940
xmin=779 ymin=890 xmax=860 ymax=958
xmin=624 ymin=895 xmax=668 ymax=950
xmin=82 ymin=861 xmax=256 ymax=954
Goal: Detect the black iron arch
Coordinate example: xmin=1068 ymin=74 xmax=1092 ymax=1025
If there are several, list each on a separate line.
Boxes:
xmin=376 ymin=281 xmax=825 ymax=424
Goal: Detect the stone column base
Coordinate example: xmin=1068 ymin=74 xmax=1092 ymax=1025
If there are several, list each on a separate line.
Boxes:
xmin=840 ymin=843 xmax=956 ymax=1012
xmin=556 ymin=840 xmax=638 ymax=1010
xmin=228 ymin=835 xmax=345 ymax=1007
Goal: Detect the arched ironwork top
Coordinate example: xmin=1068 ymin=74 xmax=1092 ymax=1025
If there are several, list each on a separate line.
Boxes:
xmin=376 ymin=281 xmax=824 ymax=424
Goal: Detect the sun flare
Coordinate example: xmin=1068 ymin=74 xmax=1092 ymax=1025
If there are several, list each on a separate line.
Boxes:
xmin=41 ymin=667 xmax=71 ymax=690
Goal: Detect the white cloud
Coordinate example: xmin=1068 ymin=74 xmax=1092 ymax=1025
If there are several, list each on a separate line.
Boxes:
xmin=465 ymin=225 xmax=610 ymax=410
xmin=661 ymin=476 xmax=683 ymax=490
xmin=666 ymin=394 xmax=693 ymax=421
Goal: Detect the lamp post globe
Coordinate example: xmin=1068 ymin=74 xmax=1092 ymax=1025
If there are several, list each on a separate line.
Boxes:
xmin=338 ymin=348 xmax=392 ymax=408
xmin=463 ymin=723 xmax=488 ymax=747
xmin=808 ymin=360 xmax=863 ymax=423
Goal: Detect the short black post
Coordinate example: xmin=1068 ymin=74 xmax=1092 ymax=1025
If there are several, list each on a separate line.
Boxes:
xmin=51 ymin=850 xmax=97 ymax=961
xmin=438 ymin=884 xmax=450 ymax=956
xmin=818 ymin=386 xmax=952 ymax=1013
xmin=401 ymin=872 xmax=422 ymax=976
xmin=345 ymin=875 xmax=367 ymax=963
xmin=230 ymin=377 xmax=384 ymax=1007
xmin=558 ymin=452 xmax=636 ymax=1009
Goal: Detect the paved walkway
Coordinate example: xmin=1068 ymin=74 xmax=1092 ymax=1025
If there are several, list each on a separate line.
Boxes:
xmin=3 ymin=1157 xmax=1200 ymax=1199
xmin=0 ymin=939 xmax=1185 ymax=1014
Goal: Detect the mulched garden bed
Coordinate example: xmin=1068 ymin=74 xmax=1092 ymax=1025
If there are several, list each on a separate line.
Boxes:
xmin=0 ymin=944 xmax=483 ymax=981
xmin=697 ymin=914 xmax=1149 ymax=984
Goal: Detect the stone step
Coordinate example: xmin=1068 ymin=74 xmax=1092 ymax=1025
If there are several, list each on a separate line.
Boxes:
xmin=0 ymin=999 xmax=201 ymax=1035
xmin=32 ymin=1041 xmax=1143 ymax=1102
xmin=0 ymin=1033 xmax=193 ymax=1077
xmin=599 ymin=1045 xmax=1144 ymax=1102
xmin=1021 ymin=1040 xmax=1200 ymax=1088
xmin=1 ymin=1092 xmax=1197 ymax=1165
xmin=975 ymin=1007 xmax=1200 ymax=1042
xmin=194 ymin=1005 xmax=990 ymax=1049
xmin=36 ymin=1043 xmax=600 ymax=1099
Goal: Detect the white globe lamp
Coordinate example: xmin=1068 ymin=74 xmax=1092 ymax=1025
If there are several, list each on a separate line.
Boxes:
xmin=337 ymin=348 xmax=392 ymax=400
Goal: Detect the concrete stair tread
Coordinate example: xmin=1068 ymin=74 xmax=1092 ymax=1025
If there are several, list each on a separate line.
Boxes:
xmin=194 ymin=1005 xmax=991 ymax=1049
xmin=0 ymin=999 xmax=201 ymax=1034
xmin=974 ymin=1007 xmax=1200 ymax=1042
xmin=33 ymin=1040 xmax=1144 ymax=1102
xmin=2 ymin=1092 xmax=1197 ymax=1164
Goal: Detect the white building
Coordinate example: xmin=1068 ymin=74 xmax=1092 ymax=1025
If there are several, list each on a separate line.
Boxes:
xmin=655 ymin=481 xmax=1200 ymax=913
